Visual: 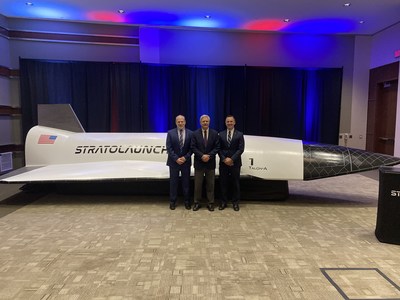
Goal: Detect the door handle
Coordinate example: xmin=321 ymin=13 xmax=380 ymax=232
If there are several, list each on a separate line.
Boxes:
xmin=378 ymin=137 xmax=394 ymax=142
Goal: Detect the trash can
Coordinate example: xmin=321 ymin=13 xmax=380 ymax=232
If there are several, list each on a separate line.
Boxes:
xmin=375 ymin=166 xmax=400 ymax=245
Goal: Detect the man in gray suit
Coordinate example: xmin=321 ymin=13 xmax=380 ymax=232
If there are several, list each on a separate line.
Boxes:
xmin=191 ymin=115 xmax=220 ymax=211
xmin=166 ymin=115 xmax=193 ymax=210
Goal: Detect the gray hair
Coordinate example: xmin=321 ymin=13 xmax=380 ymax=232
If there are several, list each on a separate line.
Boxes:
xmin=199 ymin=114 xmax=210 ymax=122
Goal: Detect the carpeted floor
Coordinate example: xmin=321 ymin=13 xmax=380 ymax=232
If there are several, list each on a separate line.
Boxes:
xmin=0 ymin=171 xmax=400 ymax=299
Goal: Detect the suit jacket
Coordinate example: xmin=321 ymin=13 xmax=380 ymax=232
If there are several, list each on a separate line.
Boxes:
xmin=191 ymin=128 xmax=220 ymax=170
xmin=166 ymin=128 xmax=193 ymax=168
xmin=218 ymin=129 xmax=245 ymax=167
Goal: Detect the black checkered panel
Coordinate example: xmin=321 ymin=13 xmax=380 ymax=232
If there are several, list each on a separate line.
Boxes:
xmin=303 ymin=143 xmax=400 ymax=180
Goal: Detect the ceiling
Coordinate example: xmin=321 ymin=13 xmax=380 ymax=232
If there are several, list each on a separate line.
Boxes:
xmin=0 ymin=0 xmax=399 ymax=35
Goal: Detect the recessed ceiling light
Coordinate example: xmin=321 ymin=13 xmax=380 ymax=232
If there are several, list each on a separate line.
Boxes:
xmin=25 ymin=2 xmax=33 ymax=5
xmin=117 ymin=9 xmax=125 ymax=14
xmin=283 ymin=19 xmax=290 ymax=22
xmin=204 ymin=15 xmax=211 ymax=19
xmin=343 ymin=3 xmax=351 ymax=7
xmin=359 ymin=20 xmax=365 ymax=24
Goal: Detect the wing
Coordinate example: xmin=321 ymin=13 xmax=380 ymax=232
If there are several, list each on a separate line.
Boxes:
xmin=0 ymin=160 xmax=170 ymax=183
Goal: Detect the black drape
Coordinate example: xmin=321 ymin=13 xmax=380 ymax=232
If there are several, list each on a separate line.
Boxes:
xmin=19 ymin=58 xmax=342 ymax=144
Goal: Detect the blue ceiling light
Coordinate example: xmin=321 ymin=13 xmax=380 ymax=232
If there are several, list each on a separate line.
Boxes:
xmin=179 ymin=13 xmax=236 ymax=29
xmin=180 ymin=17 xmax=220 ymax=28
xmin=283 ymin=18 xmax=356 ymax=34
xmin=125 ymin=11 xmax=179 ymax=26
xmin=2 ymin=0 xmax=81 ymax=20
xmin=33 ymin=7 xmax=71 ymax=19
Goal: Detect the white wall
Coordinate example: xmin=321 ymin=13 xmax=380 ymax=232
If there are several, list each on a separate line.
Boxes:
xmin=0 ymin=15 xmax=23 ymax=168
xmin=7 ymin=18 xmax=141 ymax=68
xmin=370 ymin=22 xmax=400 ymax=155
xmin=9 ymin=40 xmax=140 ymax=68
xmin=370 ymin=23 xmax=400 ymax=69
xmin=0 ymin=14 xmax=12 ymax=144
xmin=345 ymin=36 xmax=372 ymax=149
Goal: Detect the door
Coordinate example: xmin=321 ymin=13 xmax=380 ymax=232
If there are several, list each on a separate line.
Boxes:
xmin=374 ymin=80 xmax=398 ymax=155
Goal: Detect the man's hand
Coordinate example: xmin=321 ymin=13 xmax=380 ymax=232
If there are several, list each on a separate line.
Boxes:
xmin=176 ymin=157 xmax=186 ymax=165
xmin=201 ymin=154 xmax=210 ymax=162
xmin=223 ymin=157 xmax=234 ymax=166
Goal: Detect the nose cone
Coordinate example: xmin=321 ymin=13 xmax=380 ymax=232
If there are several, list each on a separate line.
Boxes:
xmin=303 ymin=143 xmax=400 ymax=180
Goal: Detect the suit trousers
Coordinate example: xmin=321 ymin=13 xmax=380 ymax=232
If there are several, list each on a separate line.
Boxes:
xmin=169 ymin=166 xmax=191 ymax=205
xmin=219 ymin=165 xmax=241 ymax=204
xmin=194 ymin=169 xmax=215 ymax=204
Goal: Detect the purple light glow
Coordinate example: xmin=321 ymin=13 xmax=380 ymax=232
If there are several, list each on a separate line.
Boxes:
xmin=280 ymin=34 xmax=337 ymax=64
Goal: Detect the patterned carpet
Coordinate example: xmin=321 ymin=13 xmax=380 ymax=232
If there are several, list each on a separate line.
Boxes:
xmin=0 ymin=171 xmax=400 ymax=299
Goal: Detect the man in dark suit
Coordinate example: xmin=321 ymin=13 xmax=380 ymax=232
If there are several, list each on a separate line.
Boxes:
xmin=218 ymin=115 xmax=245 ymax=211
xmin=166 ymin=115 xmax=193 ymax=210
xmin=191 ymin=114 xmax=220 ymax=211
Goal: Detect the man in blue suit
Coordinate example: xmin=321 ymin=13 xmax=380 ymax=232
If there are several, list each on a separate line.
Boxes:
xmin=191 ymin=114 xmax=220 ymax=211
xmin=218 ymin=115 xmax=245 ymax=211
xmin=166 ymin=115 xmax=193 ymax=210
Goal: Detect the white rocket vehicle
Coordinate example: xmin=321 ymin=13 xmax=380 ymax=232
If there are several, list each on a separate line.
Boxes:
xmin=1 ymin=104 xmax=399 ymax=184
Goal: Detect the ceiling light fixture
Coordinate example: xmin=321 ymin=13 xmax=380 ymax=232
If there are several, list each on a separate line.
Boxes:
xmin=343 ymin=3 xmax=351 ymax=7
xmin=204 ymin=15 xmax=211 ymax=19
xmin=25 ymin=2 xmax=33 ymax=5
xmin=359 ymin=20 xmax=365 ymax=24
xmin=117 ymin=9 xmax=125 ymax=14
xmin=284 ymin=19 xmax=290 ymax=22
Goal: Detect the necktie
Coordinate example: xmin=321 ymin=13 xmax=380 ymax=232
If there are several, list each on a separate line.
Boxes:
xmin=179 ymin=129 xmax=184 ymax=149
xmin=227 ymin=130 xmax=232 ymax=147
xmin=203 ymin=130 xmax=208 ymax=147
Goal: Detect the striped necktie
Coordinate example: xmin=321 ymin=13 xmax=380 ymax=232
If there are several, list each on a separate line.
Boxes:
xmin=227 ymin=130 xmax=232 ymax=146
xmin=179 ymin=129 xmax=184 ymax=149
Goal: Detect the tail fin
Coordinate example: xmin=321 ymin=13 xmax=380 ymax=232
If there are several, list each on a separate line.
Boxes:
xmin=38 ymin=104 xmax=85 ymax=133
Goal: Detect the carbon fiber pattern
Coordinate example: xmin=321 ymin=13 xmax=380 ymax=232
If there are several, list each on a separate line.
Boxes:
xmin=303 ymin=143 xmax=400 ymax=180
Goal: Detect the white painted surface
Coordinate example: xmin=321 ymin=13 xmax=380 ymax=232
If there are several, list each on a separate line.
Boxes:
xmin=3 ymin=126 xmax=305 ymax=182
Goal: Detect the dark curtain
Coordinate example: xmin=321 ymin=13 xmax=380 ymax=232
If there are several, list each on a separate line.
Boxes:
xmin=111 ymin=63 xmax=142 ymax=132
xmin=134 ymin=64 xmax=246 ymax=132
xmin=245 ymin=67 xmax=305 ymax=138
xmin=19 ymin=58 xmax=342 ymax=144
xmin=20 ymin=60 xmax=112 ymax=133
xmin=245 ymin=66 xmax=342 ymax=143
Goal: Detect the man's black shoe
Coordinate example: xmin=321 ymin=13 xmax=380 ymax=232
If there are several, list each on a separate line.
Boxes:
xmin=218 ymin=203 xmax=227 ymax=210
xmin=193 ymin=203 xmax=201 ymax=211
xmin=207 ymin=204 xmax=214 ymax=212
xmin=185 ymin=204 xmax=191 ymax=210
xmin=233 ymin=204 xmax=240 ymax=211
xmin=170 ymin=203 xmax=176 ymax=210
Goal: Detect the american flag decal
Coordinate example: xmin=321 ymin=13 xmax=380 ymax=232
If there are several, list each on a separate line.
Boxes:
xmin=38 ymin=135 xmax=57 ymax=144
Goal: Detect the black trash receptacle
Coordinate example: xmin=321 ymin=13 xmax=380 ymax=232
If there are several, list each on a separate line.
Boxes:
xmin=375 ymin=166 xmax=400 ymax=245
